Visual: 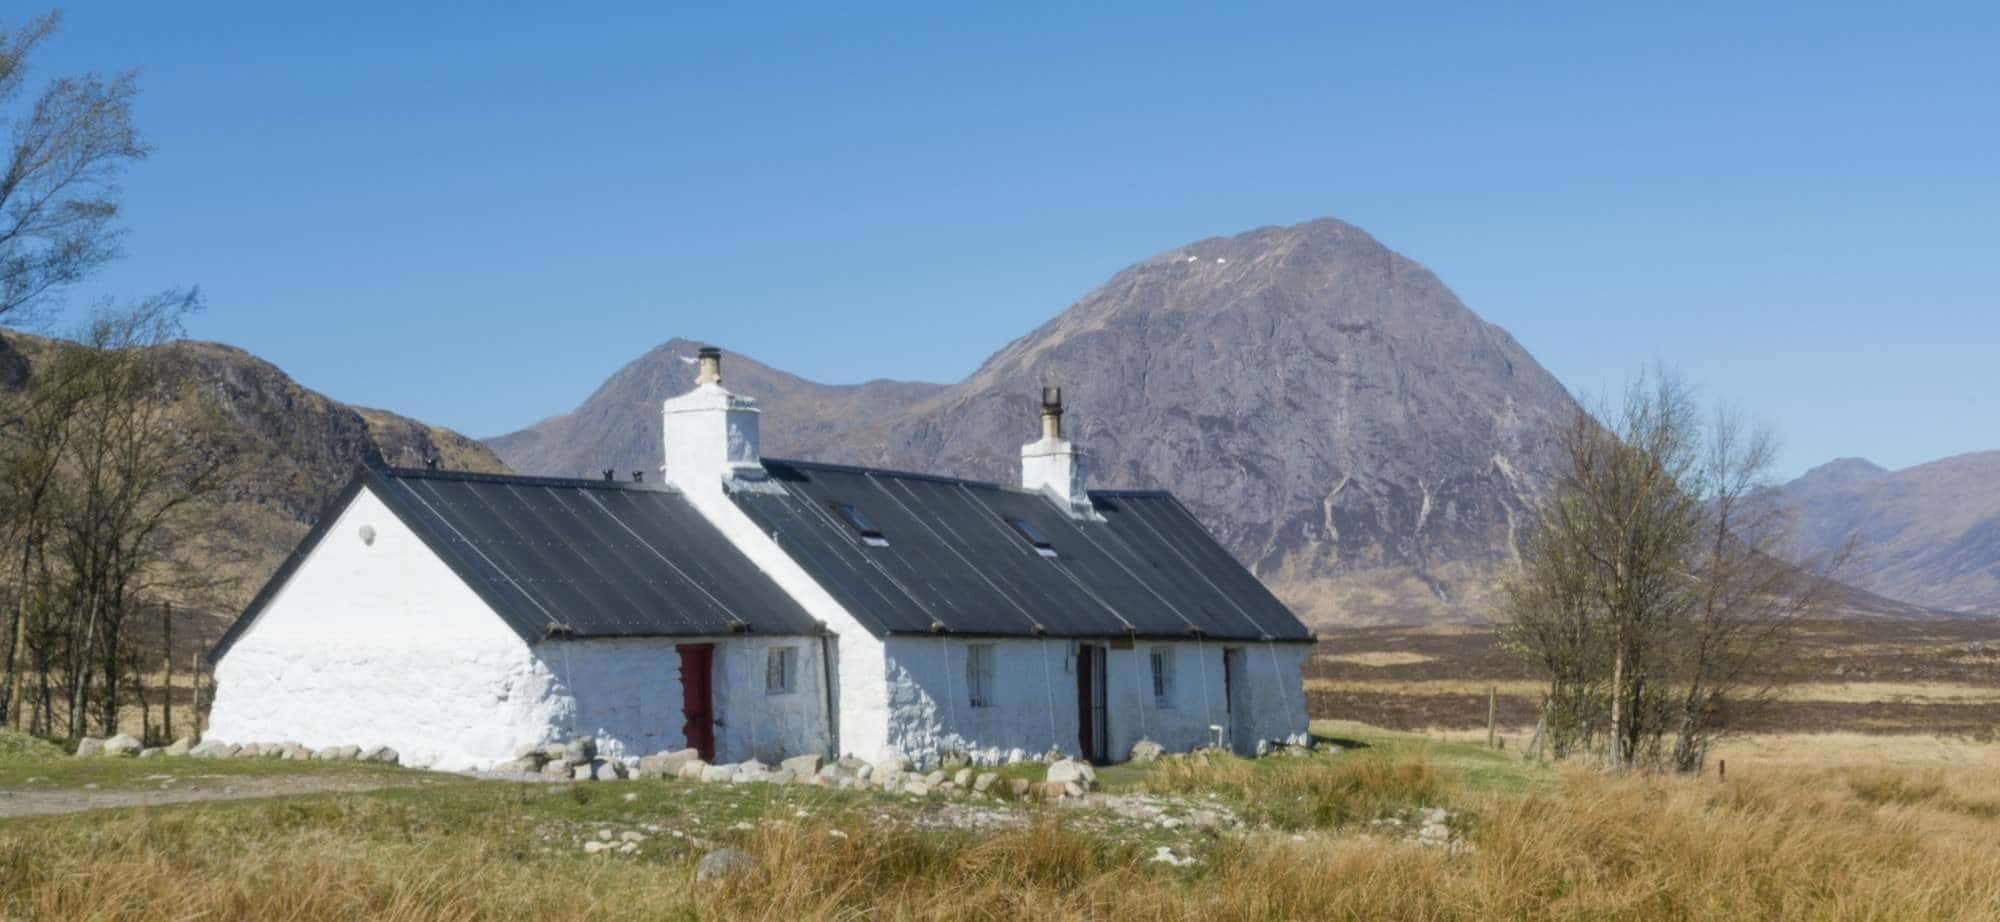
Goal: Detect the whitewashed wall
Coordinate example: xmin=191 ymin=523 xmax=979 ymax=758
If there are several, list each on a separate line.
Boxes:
xmin=880 ymin=637 xmax=1310 ymax=765
xmin=206 ymin=489 xmax=562 ymax=770
xmin=541 ymin=634 xmax=831 ymax=764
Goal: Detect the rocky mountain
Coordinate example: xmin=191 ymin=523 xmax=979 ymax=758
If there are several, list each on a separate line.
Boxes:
xmin=1776 ymin=453 xmax=2000 ymax=615
xmin=485 ymin=341 xmax=944 ymax=480
xmin=0 ymin=330 xmax=508 ymax=631
xmin=490 ymin=219 xmax=1584 ymax=626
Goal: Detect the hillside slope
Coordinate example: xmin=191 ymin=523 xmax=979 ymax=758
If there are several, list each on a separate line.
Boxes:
xmin=1778 ymin=453 xmax=2000 ymax=615
xmin=0 ymin=330 xmax=509 ymax=631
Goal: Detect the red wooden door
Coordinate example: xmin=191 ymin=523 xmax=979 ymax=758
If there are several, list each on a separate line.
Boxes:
xmin=678 ymin=644 xmax=716 ymax=761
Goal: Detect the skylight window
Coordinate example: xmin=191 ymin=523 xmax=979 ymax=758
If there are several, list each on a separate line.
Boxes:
xmin=833 ymin=502 xmax=889 ymax=547
xmin=1008 ymin=517 xmax=1059 ymax=558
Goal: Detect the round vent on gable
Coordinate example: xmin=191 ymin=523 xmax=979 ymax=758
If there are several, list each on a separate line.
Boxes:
xmin=358 ymin=524 xmax=377 ymax=547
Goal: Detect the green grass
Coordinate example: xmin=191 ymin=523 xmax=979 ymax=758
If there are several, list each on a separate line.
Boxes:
xmin=0 ymin=747 xmax=409 ymax=788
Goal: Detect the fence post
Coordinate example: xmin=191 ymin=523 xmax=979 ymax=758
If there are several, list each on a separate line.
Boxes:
xmin=1486 ymin=685 xmax=1498 ymax=749
xmin=161 ymin=602 xmax=174 ymax=742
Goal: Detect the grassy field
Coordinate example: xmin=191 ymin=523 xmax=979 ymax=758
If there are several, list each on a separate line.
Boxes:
xmin=1309 ymin=618 xmax=2000 ymax=738
xmin=7 ymin=719 xmax=2000 ymax=920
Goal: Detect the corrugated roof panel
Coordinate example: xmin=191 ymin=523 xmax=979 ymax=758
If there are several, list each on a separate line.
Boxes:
xmin=736 ymin=460 xmax=1312 ymax=642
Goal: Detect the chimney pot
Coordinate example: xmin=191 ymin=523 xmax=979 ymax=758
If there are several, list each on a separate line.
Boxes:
xmin=602 ymin=469 xmax=614 ymax=482
xmin=632 ymin=470 xmax=645 ymax=483
xmin=1039 ymin=387 xmax=1064 ymax=440
xmin=696 ymin=347 xmax=723 ymax=386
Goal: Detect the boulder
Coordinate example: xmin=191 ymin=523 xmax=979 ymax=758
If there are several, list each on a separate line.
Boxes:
xmin=102 ymin=734 xmax=143 ymax=758
xmin=637 ymin=748 xmax=700 ymax=779
xmin=781 ymin=754 xmax=823 ymax=776
xmin=679 ymin=759 xmax=710 ymax=780
xmin=1128 ymin=738 xmax=1165 ymax=764
xmin=1005 ymin=748 xmax=1026 ymax=764
xmin=767 ymin=768 xmax=797 ymax=785
xmin=74 ymin=737 xmax=104 ymax=758
xmin=924 ymin=770 xmax=946 ymax=786
xmin=973 ymin=772 xmax=999 ymax=794
xmin=361 ymin=746 xmax=399 ymax=765
xmin=492 ymin=757 xmax=540 ymax=774
xmin=1045 ymin=759 xmax=1095 ymax=789
xmin=696 ymin=847 xmax=757 ymax=883
xmin=1008 ymin=779 xmax=1032 ymax=798
xmin=328 ymin=745 xmax=362 ymax=761
xmin=189 ymin=740 xmax=232 ymax=759
xmin=903 ymin=780 xmax=931 ymax=797
xmin=536 ymin=742 xmax=567 ymax=763
xmin=953 ymin=768 xmax=973 ymax=787
xmin=138 ymin=747 xmax=163 ymax=759
xmin=873 ymin=754 xmax=911 ymax=777
xmin=164 ymin=737 xmax=194 ymax=757
xmin=282 ymin=743 xmax=314 ymax=760
xmin=593 ymin=760 xmax=626 ymax=781
xmin=700 ymin=763 xmax=735 ymax=783
xmin=567 ymin=736 xmax=597 ymax=763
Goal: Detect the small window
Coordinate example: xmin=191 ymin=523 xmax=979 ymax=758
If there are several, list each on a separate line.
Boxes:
xmin=1150 ymin=647 xmax=1176 ymax=709
xmin=832 ymin=502 xmax=889 ymax=547
xmin=1007 ymin=517 xmax=1059 ymax=558
xmin=766 ymin=646 xmax=797 ymax=695
xmin=967 ymin=644 xmax=996 ymax=708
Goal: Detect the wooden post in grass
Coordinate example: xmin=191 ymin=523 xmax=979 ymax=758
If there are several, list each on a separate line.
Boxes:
xmin=1719 ymin=759 xmax=1726 ymax=781
xmin=1486 ymin=685 xmax=1498 ymax=749
xmin=161 ymin=602 xmax=173 ymax=742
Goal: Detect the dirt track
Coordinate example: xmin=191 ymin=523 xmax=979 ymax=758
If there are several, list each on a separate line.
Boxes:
xmin=0 ymin=774 xmax=413 ymax=818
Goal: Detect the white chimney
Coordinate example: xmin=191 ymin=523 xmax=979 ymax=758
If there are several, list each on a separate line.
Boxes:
xmin=661 ymin=347 xmax=763 ymax=493
xmin=1020 ymin=387 xmax=1094 ymax=518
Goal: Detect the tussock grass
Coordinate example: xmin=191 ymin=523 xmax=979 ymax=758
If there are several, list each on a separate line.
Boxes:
xmin=0 ymin=729 xmax=63 ymax=761
xmin=1145 ymin=750 xmax=1450 ymax=830
xmin=8 ymin=732 xmax=2000 ymax=919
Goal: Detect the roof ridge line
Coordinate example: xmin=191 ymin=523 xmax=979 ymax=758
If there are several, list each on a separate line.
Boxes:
xmin=375 ymin=465 xmax=676 ymax=493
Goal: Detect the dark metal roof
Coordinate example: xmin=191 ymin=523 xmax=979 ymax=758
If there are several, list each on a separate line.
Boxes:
xmin=733 ymin=459 xmax=1314 ymax=643
xmin=211 ymin=467 xmax=822 ymax=661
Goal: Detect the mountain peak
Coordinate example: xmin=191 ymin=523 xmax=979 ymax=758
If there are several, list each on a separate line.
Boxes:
xmin=1795 ymin=457 xmax=1889 ymax=488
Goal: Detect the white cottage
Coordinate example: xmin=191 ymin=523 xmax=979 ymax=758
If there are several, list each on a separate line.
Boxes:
xmin=205 ymin=349 xmax=1314 ymax=770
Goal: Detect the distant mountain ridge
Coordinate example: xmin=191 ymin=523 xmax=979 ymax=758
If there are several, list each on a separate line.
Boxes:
xmin=1777 ymin=452 xmax=2000 ymax=616
xmin=0 ymin=329 xmax=509 ymax=627
xmin=490 ymin=219 xmax=1584 ymax=626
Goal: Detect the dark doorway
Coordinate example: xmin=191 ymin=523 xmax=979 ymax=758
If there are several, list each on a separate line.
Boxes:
xmin=1075 ymin=644 xmax=1109 ymax=763
xmin=677 ymin=643 xmax=716 ymax=761
xmin=1223 ymin=647 xmax=1250 ymax=754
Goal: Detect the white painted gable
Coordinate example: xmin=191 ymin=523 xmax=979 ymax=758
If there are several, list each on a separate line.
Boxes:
xmin=206 ymin=486 xmax=563 ymax=770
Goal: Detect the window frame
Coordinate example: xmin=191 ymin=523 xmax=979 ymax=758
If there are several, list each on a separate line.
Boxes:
xmin=1006 ymin=516 xmax=1059 ymax=558
xmin=966 ymin=643 xmax=996 ymax=708
xmin=831 ymin=501 xmax=890 ymax=547
xmin=766 ymin=645 xmax=797 ymax=695
xmin=1150 ymin=646 xmax=1176 ymax=709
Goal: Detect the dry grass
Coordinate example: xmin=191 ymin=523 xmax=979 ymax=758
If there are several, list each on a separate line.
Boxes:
xmin=1317 ymin=651 xmax=1439 ymax=668
xmin=9 ymin=736 xmax=2000 ymax=920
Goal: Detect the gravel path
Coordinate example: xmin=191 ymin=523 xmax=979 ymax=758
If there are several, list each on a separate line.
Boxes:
xmin=0 ymin=774 xmax=414 ymax=818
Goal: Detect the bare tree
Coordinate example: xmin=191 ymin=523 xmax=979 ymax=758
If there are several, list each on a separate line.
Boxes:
xmin=1498 ymin=370 xmax=1837 ymax=772
xmin=0 ymin=11 xmax=148 ymax=325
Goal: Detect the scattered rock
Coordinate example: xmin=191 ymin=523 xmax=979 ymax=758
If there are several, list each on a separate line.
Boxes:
xmin=1150 ymin=846 xmax=1197 ymax=867
xmin=924 ymin=770 xmax=946 ymax=786
xmin=102 ymin=735 xmax=143 ymax=758
xmin=1129 ymin=738 xmax=1165 ymax=763
xmin=700 ymin=763 xmax=735 ymax=783
xmin=638 ymin=748 xmax=700 ymax=779
xmin=583 ymin=840 xmax=609 ymax=855
xmin=568 ymin=736 xmax=598 ymax=763
xmin=282 ymin=743 xmax=314 ymax=760
xmin=781 ymin=753 xmax=823 ymax=776
xmin=767 ymin=768 xmax=797 ymax=785
xmin=361 ymin=746 xmax=399 ymax=765
xmin=189 ymin=740 xmax=234 ymax=759
xmin=1008 ymin=779 xmax=1032 ymax=798
xmin=679 ymin=759 xmax=710 ymax=780
xmin=1045 ymin=759 xmax=1096 ymax=790
xmin=492 ymin=757 xmax=541 ymax=774
xmin=138 ymin=747 xmax=163 ymax=759
xmin=903 ymin=780 xmax=932 ymax=797
xmin=164 ymin=737 xmax=194 ymax=757
xmin=696 ymin=847 xmax=757 ymax=883
xmin=973 ymin=772 xmax=999 ymax=793
xmin=74 ymin=737 xmax=105 ymax=758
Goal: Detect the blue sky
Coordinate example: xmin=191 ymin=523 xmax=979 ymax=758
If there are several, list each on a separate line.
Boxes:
xmin=29 ymin=2 xmax=1999 ymax=477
